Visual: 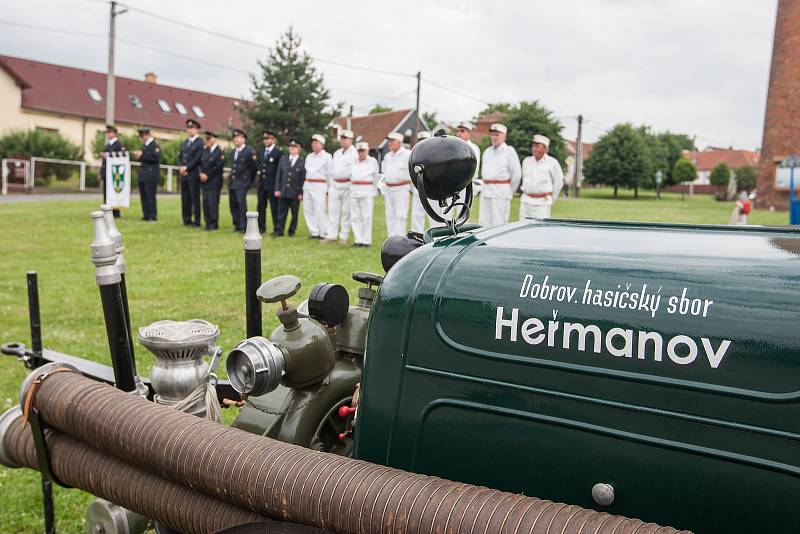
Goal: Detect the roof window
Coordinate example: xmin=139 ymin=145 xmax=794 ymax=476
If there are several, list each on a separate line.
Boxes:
xmin=157 ymin=99 xmax=171 ymax=113
xmin=87 ymin=88 xmax=102 ymax=102
xmin=192 ymin=105 xmax=205 ymax=118
xmin=174 ymin=102 xmax=188 ymax=115
xmin=129 ymin=95 xmax=143 ymax=109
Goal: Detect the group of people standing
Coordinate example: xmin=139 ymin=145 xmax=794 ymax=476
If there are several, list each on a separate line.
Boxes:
xmin=98 ymin=117 xmax=567 ymax=239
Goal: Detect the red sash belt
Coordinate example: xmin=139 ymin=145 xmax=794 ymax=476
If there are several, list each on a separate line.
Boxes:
xmin=352 ymin=181 xmax=374 ymax=186
xmin=334 ymin=178 xmax=351 ymax=183
xmin=386 ymin=180 xmax=412 ymax=187
xmin=484 ymin=179 xmax=511 ymax=184
xmin=305 ymin=178 xmax=327 ymax=183
xmin=525 ymin=192 xmax=551 ymax=198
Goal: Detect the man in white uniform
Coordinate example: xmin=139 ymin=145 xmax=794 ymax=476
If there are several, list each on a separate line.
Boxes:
xmin=479 ymin=123 xmax=521 ymax=226
xmin=322 ymin=130 xmax=357 ymax=244
xmin=350 ymin=142 xmax=379 ymax=247
xmin=520 ymin=134 xmax=564 ymax=220
xmin=455 ymin=122 xmax=481 ymax=181
xmin=302 ymin=134 xmax=332 ymax=239
xmin=410 ymin=130 xmax=432 ymax=232
xmin=380 ymin=132 xmax=412 ymax=237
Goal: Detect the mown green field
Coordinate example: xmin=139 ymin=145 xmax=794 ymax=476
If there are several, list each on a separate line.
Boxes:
xmin=0 ymin=189 xmax=787 ymax=532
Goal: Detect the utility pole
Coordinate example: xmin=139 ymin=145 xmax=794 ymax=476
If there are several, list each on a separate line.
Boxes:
xmin=574 ymin=114 xmax=583 ymax=198
xmin=105 ymin=1 xmax=127 ymax=126
xmin=347 ymin=104 xmax=353 ymax=132
xmin=414 ymin=71 xmax=421 ymax=141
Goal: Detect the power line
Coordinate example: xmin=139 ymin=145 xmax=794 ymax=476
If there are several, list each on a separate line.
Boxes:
xmin=0 ymin=18 xmax=104 ymax=39
xmin=422 ymin=78 xmax=491 ymax=106
xmin=121 ymin=4 xmax=416 ymax=79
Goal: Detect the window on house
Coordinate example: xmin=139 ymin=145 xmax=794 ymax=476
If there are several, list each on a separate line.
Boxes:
xmin=35 ymin=126 xmax=59 ymax=135
xmin=87 ymin=88 xmax=102 ymax=102
xmin=191 ymin=105 xmax=205 ymax=118
xmin=174 ymin=102 xmax=188 ymax=115
xmin=157 ymin=99 xmax=171 ymax=112
xmin=129 ymin=95 xmax=143 ymax=109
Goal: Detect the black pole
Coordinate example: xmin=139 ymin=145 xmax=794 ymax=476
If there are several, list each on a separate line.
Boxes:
xmin=98 ymin=283 xmax=137 ymax=392
xmin=26 ymin=271 xmax=43 ymax=358
xmin=118 ymin=272 xmax=137 ymax=374
xmin=26 ymin=271 xmax=55 ymax=534
xmin=244 ymin=211 xmax=262 ymax=338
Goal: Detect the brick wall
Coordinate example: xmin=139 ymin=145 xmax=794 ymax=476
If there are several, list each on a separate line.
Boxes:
xmin=757 ymin=0 xmax=800 ymax=210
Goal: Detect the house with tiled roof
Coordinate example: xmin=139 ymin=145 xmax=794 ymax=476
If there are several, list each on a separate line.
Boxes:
xmin=333 ymin=108 xmax=428 ymax=159
xmin=0 ymin=54 xmax=247 ymax=160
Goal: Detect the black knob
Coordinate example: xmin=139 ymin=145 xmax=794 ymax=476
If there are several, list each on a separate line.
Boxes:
xmin=307 ymin=283 xmax=350 ymax=327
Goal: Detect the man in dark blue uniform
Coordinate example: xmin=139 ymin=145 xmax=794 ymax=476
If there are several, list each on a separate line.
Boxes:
xmin=178 ymin=118 xmax=204 ymax=227
xmin=199 ymin=131 xmax=224 ymax=231
xmin=257 ymin=129 xmax=282 ymax=234
xmin=228 ymin=128 xmax=257 ymax=233
xmin=133 ymin=127 xmax=160 ymax=221
xmin=274 ymin=139 xmax=306 ymax=237
xmin=99 ymin=125 xmax=125 ymax=218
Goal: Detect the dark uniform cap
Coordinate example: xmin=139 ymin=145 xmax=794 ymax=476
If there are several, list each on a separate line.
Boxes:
xmin=137 ymin=127 xmax=150 ymax=135
xmin=186 ymin=118 xmax=201 ymax=128
xmin=288 ymin=139 xmax=301 ymax=147
xmin=204 ymin=130 xmax=218 ymax=138
xmin=262 ymin=129 xmax=277 ymax=137
xmin=232 ymin=128 xmax=247 ymax=139
xmin=105 ymin=124 xmax=118 ymax=133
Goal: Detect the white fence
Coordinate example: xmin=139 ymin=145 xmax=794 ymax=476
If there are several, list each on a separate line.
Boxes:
xmin=1 ymin=156 xmax=230 ymax=195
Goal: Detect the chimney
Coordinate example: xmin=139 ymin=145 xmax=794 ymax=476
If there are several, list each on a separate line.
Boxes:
xmin=144 ymin=72 xmax=157 ymax=84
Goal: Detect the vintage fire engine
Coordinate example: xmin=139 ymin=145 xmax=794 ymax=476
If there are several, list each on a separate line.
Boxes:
xmin=1 ymin=133 xmax=797 ymax=533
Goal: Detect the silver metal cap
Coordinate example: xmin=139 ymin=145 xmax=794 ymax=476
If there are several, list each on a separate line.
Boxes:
xmin=101 ymin=204 xmax=126 ymax=274
xmin=243 ymin=211 xmax=262 ymax=251
xmin=138 ymin=319 xmax=220 ymax=361
xmin=226 ymin=336 xmax=285 ymax=396
xmin=90 ymin=211 xmax=120 ymax=285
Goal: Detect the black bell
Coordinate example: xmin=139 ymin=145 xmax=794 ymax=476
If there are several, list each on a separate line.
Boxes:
xmin=408 ymin=133 xmax=477 ymax=201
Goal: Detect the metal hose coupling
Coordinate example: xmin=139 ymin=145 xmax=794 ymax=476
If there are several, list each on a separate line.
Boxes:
xmin=91 ymin=211 xmax=120 ymax=286
xmin=226 ymin=336 xmax=285 ymax=397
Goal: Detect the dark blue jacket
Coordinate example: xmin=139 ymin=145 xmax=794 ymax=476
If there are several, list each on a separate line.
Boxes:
xmin=137 ymin=139 xmax=160 ymax=183
xmin=200 ymin=145 xmax=224 ymax=189
xmin=258 ymin=145 xmax=283 ymax=191
xmin=179 ymin=136 xmax=204 ymax=180
xmin=275 ymin=155 xmax=306 ymax=199
xmin=229 ymin=145 xmax=257 ymax=191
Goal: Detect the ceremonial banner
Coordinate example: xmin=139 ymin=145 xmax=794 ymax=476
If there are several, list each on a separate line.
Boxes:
xmin=105 ymin=154 xmax=131 ymax=209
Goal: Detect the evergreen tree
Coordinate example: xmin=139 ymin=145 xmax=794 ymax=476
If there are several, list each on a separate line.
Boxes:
xmin=734 ymin=165 xmax=758 ymax=192
xmin=245 ymin=27 xmax=339 ymax=147
xmin=709 ymin=162 xmax=732 ymax=187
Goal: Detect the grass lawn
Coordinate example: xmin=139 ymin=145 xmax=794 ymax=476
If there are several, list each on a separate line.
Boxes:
xmin=0 ymin=188 xmax=787 ymax=531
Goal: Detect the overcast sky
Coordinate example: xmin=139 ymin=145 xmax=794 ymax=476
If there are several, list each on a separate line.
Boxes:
xmin=0 ymin=0 xmax=777 ymax=148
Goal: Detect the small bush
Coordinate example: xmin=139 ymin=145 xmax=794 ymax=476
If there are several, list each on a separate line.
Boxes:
xmin=0 ymin=129 xmax=82 ymax=160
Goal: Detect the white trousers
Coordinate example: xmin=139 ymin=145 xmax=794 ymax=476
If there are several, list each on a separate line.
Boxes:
xmin=479 ymin=197 xmax=511 ymax=227
xmin=519 ymin=203 xmax=551 ymax=220
xmin=350 ymin=196 xmax=374 ymax=245
xmin=385 ymin=188 xmax=410 ymax=237
xmin=302 ymin=187 xmax=328 ymax=237
xmin=326 ymin=187 xmax=351 ymax=240
xmin=410 ymin=189 xmax=426 ymax=234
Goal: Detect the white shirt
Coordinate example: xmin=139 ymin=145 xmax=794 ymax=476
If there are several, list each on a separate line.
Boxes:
xmin=289 ymin=155 xmax=298 ymax=166
xmin=331 ymin=145 xmax=357 ymax=189
xmin=303 ymin=150 xmax=332 ymax=190
xmin=520 ymin=153 xmax=565 ymax=205
xmin=351 ymin=156 xmax=379 ymax=198
xmin=480 ymin=143 xmax=522 ymax=199
xmin=381 ymin=147 xmax=411 ymax=189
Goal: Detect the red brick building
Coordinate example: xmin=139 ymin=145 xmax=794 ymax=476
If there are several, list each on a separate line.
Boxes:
xmin=757 ymin=0 xmax=800 ymax=210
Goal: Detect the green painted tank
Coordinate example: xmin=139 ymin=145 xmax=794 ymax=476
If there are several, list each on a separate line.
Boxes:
xmin=355 ymin=219 xmax=800 ymax=533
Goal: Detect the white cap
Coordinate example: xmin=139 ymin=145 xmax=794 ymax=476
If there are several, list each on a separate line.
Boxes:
xmin=456 ymin=121 xmax=472 ymax=130
xmin=532 ymin=134 xmax=550 ymax=148
xmin=489 ymin=123 xmax=508 ymax=134
xmin=356 ymin=141 xmax=369 ymax=151
xmin=311 ymin=133 xmax=326 ymax=144
xmin=417 ymin=131 xmax=432 ymax=140
xmin=339 ymin=129 xmax=354 ymax=139
xmin=386 ymin=132 xmax=404 ymax=142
